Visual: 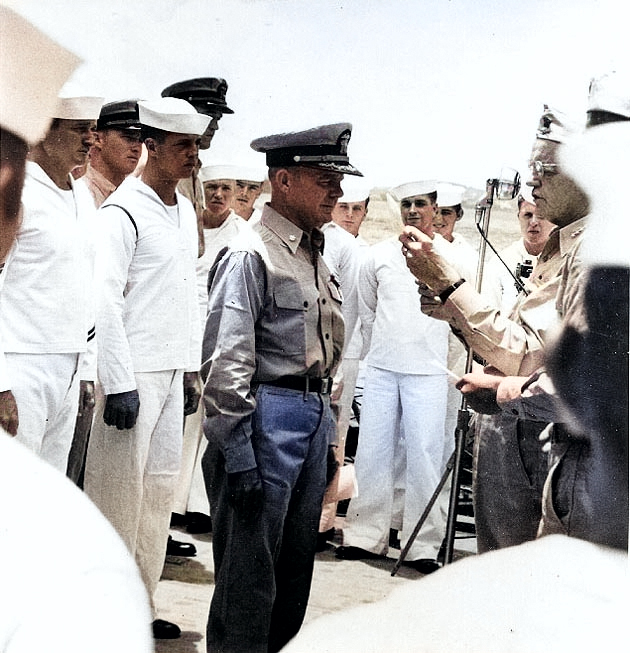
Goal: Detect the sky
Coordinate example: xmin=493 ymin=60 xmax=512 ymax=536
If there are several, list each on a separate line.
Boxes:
xmin=7 ymin=0 xmax=627 ymax=189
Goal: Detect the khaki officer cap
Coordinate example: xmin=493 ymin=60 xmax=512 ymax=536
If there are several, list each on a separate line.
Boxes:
xmin=536 ymin=105 xmax=579 ymax=144
xmin=0 ymin=4 xmax=80 ymax=145
xmin=587 ymin=70 xmax=630 ymax=120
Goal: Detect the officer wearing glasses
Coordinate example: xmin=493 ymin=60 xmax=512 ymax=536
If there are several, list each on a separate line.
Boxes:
xmin=399 ymin=106 xmax=590 ymax=553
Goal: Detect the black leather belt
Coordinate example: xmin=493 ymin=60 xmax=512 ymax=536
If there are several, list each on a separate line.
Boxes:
xmin=265 ymin=375 xmax=333 ymax=395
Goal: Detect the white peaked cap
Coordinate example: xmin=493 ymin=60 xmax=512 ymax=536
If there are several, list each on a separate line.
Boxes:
xmin=391 ymin=180 xmax=437 ymax=201
xmin=54 ymin=96 xmax=104 ymax=120
xmin=587 ymin=70 xmax=630 ymax=118
xmin=0 ymin=5 xmax=81 ymax=145
xmin=436 ymin=182 xmax=465 ymax=207
xmin=138 ymin=97 xmax=211 ymax=135
xmin=339 ymin=177 xmax=371 ymax=203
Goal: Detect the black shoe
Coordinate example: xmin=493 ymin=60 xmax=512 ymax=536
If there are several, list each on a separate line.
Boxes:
xmin=170 ymin=512 xmax=188 ymax=528
xmin=316 ymin=528 xmax=335 ymax=552
xmin=389 ymin=528 xmax=401 ymax=550
xmin=166 ymin=535 xmax=196 ymax=557
xmin=185 ymin=511 xmax=212 ymax=534
xmin=152 ymin=619 xmax=181 ymax=639
xmin=336 ymin=498 xmax=350 ymax=517
xmin=335 ymin=545 xmax=383 ymax=560
xmin=404 ymin=558 xmax=440 ymax=574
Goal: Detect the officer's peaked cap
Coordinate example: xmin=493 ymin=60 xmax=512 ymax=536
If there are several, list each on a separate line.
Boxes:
xmin=97 ymin=99 xmax=141 ymax=131
xmin=250 ymin=123 xmax=363 ymax=177
xmin=161 ymin=77 xmax=233 ymax=114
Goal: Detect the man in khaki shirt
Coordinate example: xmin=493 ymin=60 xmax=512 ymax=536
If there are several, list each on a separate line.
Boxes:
xmin=400 ymin=107 xmax=590 ymax=551
xmin=67 ymin=100 xmax=142 ymax=487
xmin=201 ymin=123 xmax=362 ymax=653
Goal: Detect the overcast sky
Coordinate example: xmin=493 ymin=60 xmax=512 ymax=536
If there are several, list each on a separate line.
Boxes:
xmin=8 ymin=0 xmax=626 ymax=188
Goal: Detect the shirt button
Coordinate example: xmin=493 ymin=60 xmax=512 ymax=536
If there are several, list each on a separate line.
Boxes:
xmin=303 ymin=301 xmax=308 ymax=307
xmin=325 ymin=333 xmax=330 ymax=340
xmin=289 ymin=234 xmax=297 ymax=242
xmin=511 ymin=409 xmax=518 ymax=415
xmin=322 ymin=298 xmax=327 ymax=304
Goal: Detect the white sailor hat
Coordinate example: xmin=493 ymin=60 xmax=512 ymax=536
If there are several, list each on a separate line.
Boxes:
xmin=251 ymin=123 xmax=363 ymax=177
xmin=436 ymin=182 xmax=465 ymax=209
xmin=536 ymin=104 xmax=579 ymax=144
xmin=339 ymin=177 xmax=371 ymax=203
xmin=198 ymin=165 xmax=240 ymax=183
xmin=54 ymin=96 xmax=104 ymax=120
xmin=232 ymin=166 xmax=267 ymax=183
xmin=587 ymin=70 xmax=630 ymax=119
xmin=391 ymin=180 xmax=437 ymax=202
xmin=138 ymin=98 xmax=211 ymax=136
xmin=199 ymin=164 xmax=266 ymax=184
xmin=0 ymin=5 xmax=81 ymax=145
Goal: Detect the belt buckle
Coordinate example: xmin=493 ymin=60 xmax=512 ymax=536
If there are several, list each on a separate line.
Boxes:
xmin=321 ymin=377 xmax=332 ymax=395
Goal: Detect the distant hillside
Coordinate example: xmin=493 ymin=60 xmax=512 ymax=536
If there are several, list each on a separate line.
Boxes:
xmin=362 ymin=191 xmax=520 ymax=258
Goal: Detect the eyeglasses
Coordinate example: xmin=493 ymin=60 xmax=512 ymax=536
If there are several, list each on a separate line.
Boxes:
xmin=530 ymin=160 xmax=558 ymax=177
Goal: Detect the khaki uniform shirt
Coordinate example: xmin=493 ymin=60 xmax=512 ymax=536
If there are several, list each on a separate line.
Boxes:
xmin=178 ymin=173 xmax=206 ymax=257
xmin=201 ymin=204 xmax=344 ymax=473
xmin=436 ymin=217 xmax=587 ymax=377
xmin=83 ymin=164 xmax=117 ymax=208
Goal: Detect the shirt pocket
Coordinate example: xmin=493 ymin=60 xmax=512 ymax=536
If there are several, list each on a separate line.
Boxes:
xmin=268 ymin=281 xmax=309 ymax=355
xmin=274 ymin=281 xmax=308 ymax=312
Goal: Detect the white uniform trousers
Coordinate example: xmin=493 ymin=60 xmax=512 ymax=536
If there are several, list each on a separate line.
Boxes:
xmin=343 ymin=366 xmax=448 ymax=560
xmin=84 ymin=369 xmax=184 ymax=614
xmin=172 ymin=400 xmax=210 ymax=516
xmin=7 ymin=352 xmax=81 ymax=473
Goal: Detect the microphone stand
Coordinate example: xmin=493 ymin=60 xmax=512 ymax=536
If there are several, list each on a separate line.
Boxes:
xmin=392 ymin=171 xmax=520 ymax=575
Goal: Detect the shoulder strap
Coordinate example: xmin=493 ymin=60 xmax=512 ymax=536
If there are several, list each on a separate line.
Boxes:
xmin=102 ymin=203 xmax=138 ymax=240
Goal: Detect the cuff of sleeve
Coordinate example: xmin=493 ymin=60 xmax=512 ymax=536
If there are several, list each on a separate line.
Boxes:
xmin=439 ymin=279 xmax=466 ymax=304
xmin=219 ymin=422 xmax=258 ymax=474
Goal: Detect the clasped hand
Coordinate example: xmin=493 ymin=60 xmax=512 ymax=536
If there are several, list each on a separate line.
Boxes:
xmin=399 ymin=226 xmax=460 ymax=293
xmin=227 ymin=468 xmax=264 ymax=523
xmin=455 ymin=368 xmax=504 ymax=414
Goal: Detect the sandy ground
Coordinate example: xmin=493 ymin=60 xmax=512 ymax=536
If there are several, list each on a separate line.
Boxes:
xmin=154 ymin=513 xmax=476 ymax=652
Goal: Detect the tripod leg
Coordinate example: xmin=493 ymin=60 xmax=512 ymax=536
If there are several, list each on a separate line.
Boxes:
xmin=442 ymin=407 xmax=471 ymax=565
xmin=391 ymin=451 xmax=455 ymax=576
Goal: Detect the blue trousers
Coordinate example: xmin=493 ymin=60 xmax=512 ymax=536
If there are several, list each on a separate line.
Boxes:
xmin=203 ymin=385 xmax=333 ymax=653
